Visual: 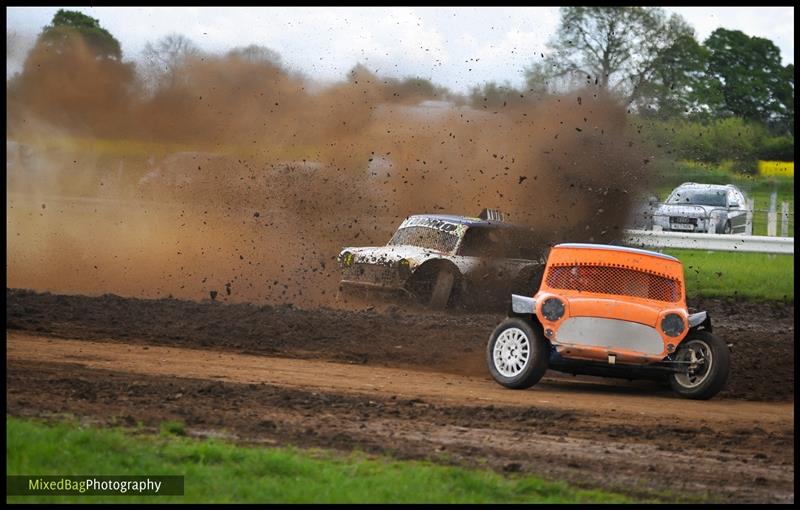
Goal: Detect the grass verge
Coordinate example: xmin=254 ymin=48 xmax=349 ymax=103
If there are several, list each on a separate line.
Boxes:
xmin=6 ymin=416 xmax=635 ymax=504
xmin=664 ymin=249 xmax=794 ymax=301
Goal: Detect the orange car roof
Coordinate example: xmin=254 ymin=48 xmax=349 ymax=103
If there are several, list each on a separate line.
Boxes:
xmin=548 ymin=243 xmax=684 ymax=281
xmin=553 ymin=243 xmax=679 ymax=262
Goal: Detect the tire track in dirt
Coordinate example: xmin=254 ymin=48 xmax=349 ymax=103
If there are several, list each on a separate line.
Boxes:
xmin=6 ymin=332 xmax=792 ymax=424
xmin=5 ymin=289 xmax=795 ymax=402
xmin=7 ymin=331 xmax=795 ymax=503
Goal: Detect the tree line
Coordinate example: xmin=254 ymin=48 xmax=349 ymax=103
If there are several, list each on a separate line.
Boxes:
xmin=472 ymin=7 xmax=793 ymax=163
xmin=8 ymin=8 xmax=795 ymax=163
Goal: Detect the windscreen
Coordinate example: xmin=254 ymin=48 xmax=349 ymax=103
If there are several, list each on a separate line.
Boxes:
xmin=668 ymin=189 xmax=727 ymax=207
xmin=388 ymin=226 xmax=460 ymax=253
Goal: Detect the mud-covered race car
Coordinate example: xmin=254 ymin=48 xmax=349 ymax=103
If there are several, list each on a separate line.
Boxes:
xmin=652 ymin=182 xmax=749 ymax=234
xmin=487 ymin=243 xmax=730 ymax=399
xmin=337 ymin=210 xmax=546 ymax=310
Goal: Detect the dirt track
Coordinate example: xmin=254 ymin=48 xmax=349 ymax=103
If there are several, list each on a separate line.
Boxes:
xmin=10 ymin=333 xmax=792 ymax=423
xmin=6 ymin=332 xmax=795 ymax=503
xmin=5 ymin=289 xmax=796 ymax=502
xmin=6 ymin=289 xmax=794 ymax=400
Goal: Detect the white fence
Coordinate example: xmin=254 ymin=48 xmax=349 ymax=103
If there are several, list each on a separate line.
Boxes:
xmin=623 ymin=230 xmax=794 ymax=255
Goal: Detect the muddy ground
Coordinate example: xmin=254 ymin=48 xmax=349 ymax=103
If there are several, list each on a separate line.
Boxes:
xmin=5 ymin=289 xmax=795 ymax=502
xmin=6 ymin=289 xmax=794 ymax=401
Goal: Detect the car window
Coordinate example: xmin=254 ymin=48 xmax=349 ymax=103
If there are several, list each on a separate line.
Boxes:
xmin=667 ymin=188 xmax=727 ymax=207
xmin=458 ymin=227 xmax=542 ymax=259
xmin=458 ymin=228 xmax=507 ymax=257
xmin=388 ymin=226 xmax=459 ymax=253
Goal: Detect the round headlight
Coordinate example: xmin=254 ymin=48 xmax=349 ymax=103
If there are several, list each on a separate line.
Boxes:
xmin=541 ymin=297 xmax=565 ymax=321
xmin=661 ymin=313 xmax=685 ymax=337
xmin=397 ymin=258 xmax=411 ymax=276
xmin=341 ymin=251 xmax=354 ymax=267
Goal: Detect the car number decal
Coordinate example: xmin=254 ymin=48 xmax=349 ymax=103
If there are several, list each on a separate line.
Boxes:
xmin=400 ymin=216 xmax=462 ymax=233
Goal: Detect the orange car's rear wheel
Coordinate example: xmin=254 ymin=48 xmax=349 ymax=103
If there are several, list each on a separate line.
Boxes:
xmin=669 ymin=331 xmax=730 ymax=400
xmin=486 ymin=318 xmax=549 ymax=389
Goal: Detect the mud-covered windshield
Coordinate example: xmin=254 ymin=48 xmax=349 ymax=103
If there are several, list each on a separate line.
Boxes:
xmin=668 ymin=189 xmax=727 ymax=207
xmin=388 ymin=226 xmax=460 ymax=253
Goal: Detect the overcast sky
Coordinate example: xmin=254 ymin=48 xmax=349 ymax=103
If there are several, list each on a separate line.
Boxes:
xmin=6 ymin=6 xmax=795 ymax=92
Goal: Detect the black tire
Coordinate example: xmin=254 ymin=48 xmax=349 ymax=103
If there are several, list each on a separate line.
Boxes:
xmin=486 ymin=317 xmax=549 ymax=389
xmin=669 ymin=331 xmax=730 ymax=400
xmin=428 ymin=267 xmax=456 ymax=310
xmin=407 ymin=263 xmax=459 ymax=311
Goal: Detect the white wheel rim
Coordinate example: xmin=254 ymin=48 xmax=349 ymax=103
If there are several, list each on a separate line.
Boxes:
xmin=493 ymin=327 xmax=531 ymax=378
xmin=674 ymin=339 xmax=714 ymax=389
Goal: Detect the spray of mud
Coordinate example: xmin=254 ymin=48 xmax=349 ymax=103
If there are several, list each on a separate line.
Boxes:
xmin=7 ymin=30 xmax=654 ymax=308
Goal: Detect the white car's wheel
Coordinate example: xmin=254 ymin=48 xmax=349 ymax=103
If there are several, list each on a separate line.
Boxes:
xmin=722 ymin=221 xmax=732 ymax=234
xmin=486 ymin=318 xmax=549 ymax=389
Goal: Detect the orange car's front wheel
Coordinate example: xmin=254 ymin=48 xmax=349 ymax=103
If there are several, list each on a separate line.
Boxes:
xmin=669 ymin=331 xmax=730 ymax=400
xmin=486 ymin=318 xmax=549 ymax=389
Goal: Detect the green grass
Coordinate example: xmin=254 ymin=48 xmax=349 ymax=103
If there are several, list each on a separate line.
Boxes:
xmin=665 ymin=249 xmax=794 ymax=301
xmin=6 ymin=416 xmax=636 ymax=504
xmin=654 ymin=161 xmax=794 ymax=237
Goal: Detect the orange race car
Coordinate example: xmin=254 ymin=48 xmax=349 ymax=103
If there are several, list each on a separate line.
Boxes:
xmin=486 ymin=243 xmax=730 ymax=399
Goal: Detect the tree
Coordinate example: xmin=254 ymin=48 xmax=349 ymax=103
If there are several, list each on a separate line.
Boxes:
xmin=38 ymin=9 xmax=122 ymax=60
xmin=469 ymin=81 xmax=528 ymax=109
xmin=392 ymin=76 xmax=452 ymax=101
xmin=528 ymin=7 xmax=697 ymax=109
xmin=141 ymin=33 xmax=201 ymax=89
xmin=634 ymin=33 xmax=709 ymax=118
xmin=11 ymin=17 xmax=135 ymax=137
xmin=227 ymin=44 xmax=283 ymax=68
xmin=346 ymin=63 xmax=378 ymax=84
xmin=775 ymin=63 xmax=794 ymax=135
xmin=6 ymin=28 xmax=33 ymax=79
xmin=7 ymin=29 xmax=19 ymax=59
xmin=523 ymin=63 xmax=555 ymax=96
xmin=701 ymin=28 xmax=794 ymax=134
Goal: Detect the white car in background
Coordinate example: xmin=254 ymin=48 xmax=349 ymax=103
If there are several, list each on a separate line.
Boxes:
xmin=652 ymin=183 xmax=750 ymax=234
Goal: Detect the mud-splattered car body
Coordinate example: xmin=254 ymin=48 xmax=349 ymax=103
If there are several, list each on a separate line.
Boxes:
xmin=652 ymin=183 xmax=749 ymax=234
xmin=338 ymin=212 xmax=546 ymax=310
xmin=488 ymin=243 xmax=731 ymax=399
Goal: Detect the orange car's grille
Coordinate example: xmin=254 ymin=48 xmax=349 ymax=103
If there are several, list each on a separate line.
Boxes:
xmin=545 ymin=263 xmax=682 ymax=302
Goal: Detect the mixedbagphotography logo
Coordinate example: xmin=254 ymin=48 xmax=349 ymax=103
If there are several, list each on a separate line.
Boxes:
xmin=7 ymin=476 xmax=184 ymax=496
